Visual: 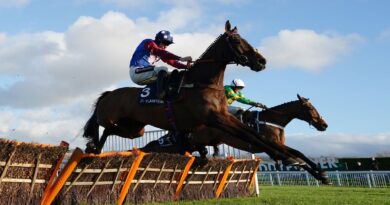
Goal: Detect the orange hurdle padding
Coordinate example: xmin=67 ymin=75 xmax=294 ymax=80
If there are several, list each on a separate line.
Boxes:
xmin=82 ymin=150 xmax=134 ymax=158
xmin=117 ymin=149 xmax=145 ymax=205
xmin=41 ymin=148 xmax=84 ymax=205
xmin=174 ymin=152 xmax=195 ymax=201
xmin=40 ymin=141 xmax=69 ymax=205
xmin=215 ymin=156 xmax=234 ymax=198
xmin=248 ymin=158 xmax=262 ymax=191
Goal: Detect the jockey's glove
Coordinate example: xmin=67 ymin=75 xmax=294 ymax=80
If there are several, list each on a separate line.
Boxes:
xmin=255 ymin=103 xmax=268 ymax=109
xmin=180 ymin=56 xmax=192 ymax=62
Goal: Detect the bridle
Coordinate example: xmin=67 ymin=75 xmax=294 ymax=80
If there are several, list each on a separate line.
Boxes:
xmin=225 ymin=34 xmax=249 ymax=65
xmin=300 ymin=101 xmax=324 ymax=127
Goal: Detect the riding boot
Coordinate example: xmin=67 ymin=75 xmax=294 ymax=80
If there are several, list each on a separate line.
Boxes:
xmin=166 ymin=70 xmax=179 ymax=98
xmin=156 ymin=70 xmax=168 ymax=99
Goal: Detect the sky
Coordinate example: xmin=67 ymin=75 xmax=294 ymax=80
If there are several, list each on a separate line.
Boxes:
xmin=0 ymin=0 xmax=389 ymax=157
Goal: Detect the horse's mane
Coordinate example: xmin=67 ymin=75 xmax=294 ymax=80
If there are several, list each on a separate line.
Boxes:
xmin=255 ymin=99 xmax=299 ymax=115
xmin=196 ymin=34 xmax=224 ymax=62
xmin=269 ymin=100 xmax=299 ymax=110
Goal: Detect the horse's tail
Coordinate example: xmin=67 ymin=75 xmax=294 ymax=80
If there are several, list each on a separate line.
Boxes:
xmin=82 ymin=91 xmax=111 ymax=143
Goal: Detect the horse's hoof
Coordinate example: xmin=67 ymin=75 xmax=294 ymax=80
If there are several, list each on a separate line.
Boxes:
xmin=322 ymin=179 xmax=333 ymax=185
xmin=85 ymin=142 xmax=101 ymax=154
xmin=85 ymin=146 xmax=96 ymax=154
xmin=319 ymin=171 xmax=329 ymax=178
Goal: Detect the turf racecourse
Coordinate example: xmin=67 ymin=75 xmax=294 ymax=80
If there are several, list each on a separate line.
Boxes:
xmin=138 ymin=186 xmax=390 ymax=205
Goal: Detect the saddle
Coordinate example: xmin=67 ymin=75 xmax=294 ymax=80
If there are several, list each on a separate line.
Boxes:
xmin=138 ymin=70 xmax=191 ymax=105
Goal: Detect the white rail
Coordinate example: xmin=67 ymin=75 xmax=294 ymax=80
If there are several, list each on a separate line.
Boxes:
xmin=258 ymin=171 xmax=390 ymax=188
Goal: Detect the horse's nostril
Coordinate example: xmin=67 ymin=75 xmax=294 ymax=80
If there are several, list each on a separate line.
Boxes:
xmin=259 ymin=59 xmax=266 ymax=65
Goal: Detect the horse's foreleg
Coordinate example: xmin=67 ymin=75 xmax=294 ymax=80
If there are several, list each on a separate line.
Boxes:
xmin=284 ymin=146 xmax=331 ymax=183
xmin=299 ymin=164 xmax=332 ymax=185
xmin=284 ymin=146 xmax=319 ymax=171
xmin=284 ymin=146 xmax=331 ymax=184
xmin=206 ymin=113 xmax=298 ymax=164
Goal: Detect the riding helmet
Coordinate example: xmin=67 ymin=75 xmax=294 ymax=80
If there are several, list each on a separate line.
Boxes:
xmin=231 ymin=79 xmax=245 ymax=88
xmin=155 ymin=30 xmax=174 ymax=45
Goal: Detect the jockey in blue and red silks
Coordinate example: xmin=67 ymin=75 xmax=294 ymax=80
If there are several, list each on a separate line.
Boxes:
xmin=129 ymin=30 xmax=192 ymax=98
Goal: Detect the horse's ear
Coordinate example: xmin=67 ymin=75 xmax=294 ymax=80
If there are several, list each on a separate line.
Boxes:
xmin=297 ymin=94 xmax=309 ymax=102
xmin=232 ymin=26 xmax=238 ymax=33
xmin=297 ymin=94 xmax=303 ymax=101
xmin=225 ymin=20 xmax=231 ymax=33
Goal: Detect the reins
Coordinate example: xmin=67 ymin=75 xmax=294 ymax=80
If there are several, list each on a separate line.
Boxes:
xmin=255 ymin=111 xmax=285 ymax=130
xmin=191 ymin=59 xmax=237 ymax=65
xmin=179 ymin=32 xmax=248 ymax=91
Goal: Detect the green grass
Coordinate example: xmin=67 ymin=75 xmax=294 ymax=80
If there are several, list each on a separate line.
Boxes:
xmin=138 ymin=186 xmax=390 ymax=205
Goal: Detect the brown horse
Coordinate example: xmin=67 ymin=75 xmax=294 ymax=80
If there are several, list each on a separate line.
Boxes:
xmin=141 ymin=95 xmax=331 ymax=184
xmin=83 ymin=20 xmax=300 ymax=165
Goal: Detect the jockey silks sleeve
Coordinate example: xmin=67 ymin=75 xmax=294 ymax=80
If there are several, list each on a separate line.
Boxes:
xmin=224 ymin=85 xmax=257 ymax=105
xmin=145 ymin=40 xmax=187 ymax=69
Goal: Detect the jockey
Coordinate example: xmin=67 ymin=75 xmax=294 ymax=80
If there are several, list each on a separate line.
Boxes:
xmin=129 ymin=30 xmax=192 ymax=98
xmin=224 ymin=79 xmax=267 ymax=115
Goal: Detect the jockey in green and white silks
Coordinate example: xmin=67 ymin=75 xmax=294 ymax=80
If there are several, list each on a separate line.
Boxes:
xmin=224 ymin=79 xmax=267 ymax=115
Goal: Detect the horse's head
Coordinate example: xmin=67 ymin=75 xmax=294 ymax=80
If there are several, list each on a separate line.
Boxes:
xmin=224 ymin=21 xmax=266 ymax=72
xmin=297 ymin=94 xmax=328 ymax=131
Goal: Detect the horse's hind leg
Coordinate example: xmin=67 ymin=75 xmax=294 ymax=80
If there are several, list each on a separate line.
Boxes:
xmin=95 ymin=128 xmax=112 ymax=153
xmin=115 ymin=119 xmax=145 ymax=139
xmin=84 ymin=128 xmax=111 ymax=154
xmin=86 ymin=122 xmax=145 ymax=154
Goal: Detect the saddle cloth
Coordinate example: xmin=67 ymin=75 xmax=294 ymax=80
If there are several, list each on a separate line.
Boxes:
xmin=138 ymin=83 xmax=164 ymax=105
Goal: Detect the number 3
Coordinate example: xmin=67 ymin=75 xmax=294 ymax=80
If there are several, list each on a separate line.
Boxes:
xmin=141 ymin=88 xmax=150 ymax=98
